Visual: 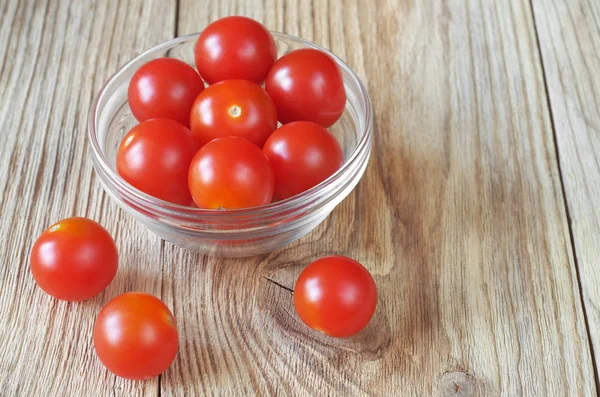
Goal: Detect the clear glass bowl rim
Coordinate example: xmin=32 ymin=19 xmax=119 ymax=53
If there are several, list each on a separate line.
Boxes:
xmin=88 ymin=31 xmax=373 ymax=230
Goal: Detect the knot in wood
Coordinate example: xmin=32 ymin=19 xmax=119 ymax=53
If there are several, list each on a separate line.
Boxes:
xmin=438 ymin=371 xmax=476 ymax=397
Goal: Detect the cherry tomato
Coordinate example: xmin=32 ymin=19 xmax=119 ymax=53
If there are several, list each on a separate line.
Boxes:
xmin=190 ymin=79 xmax=277 ymax=147
xmin=263 ymin=121 xmax=343 ymax=200
xmin=265 ymin=49 xmax=346 ymax=127
xmin=93 ymin=292 xmax=178 ymax=380
xmin=128 ymin=58 xmax=204 ymax=126
xmin=194 ymin=16 xmax=277 ymax=84
xmin=116 ymin=119 xmax=201 ymax=206
xmin=294 ymin=256 xmax=377 ymax=338
xmin=30 ymin=217 xmax=118 ymax=301
xmin=188 ymin=136 xmax=274 ymax=209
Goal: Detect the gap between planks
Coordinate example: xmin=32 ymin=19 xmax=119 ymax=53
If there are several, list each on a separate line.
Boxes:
xmin=527 ymin=0 xmax=600 ymax=393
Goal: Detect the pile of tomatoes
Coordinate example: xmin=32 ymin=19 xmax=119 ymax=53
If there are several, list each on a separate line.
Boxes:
xmin=120 ymin=16 xmax=346 ymax=209
xmin=29 ymin=17 xmax=377 ymax=382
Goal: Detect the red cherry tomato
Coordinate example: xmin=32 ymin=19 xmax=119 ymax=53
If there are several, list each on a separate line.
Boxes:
xmin=190 ymin=79 xmax=277 ymax=147
xmin=30 ymin=217 xmax=118 ymax=301
xmin=263 ymin=121 xmax=343 ymax=200
xmin=294 ymin=256 xmax=377 ymax=338
xmin=93 ymin=292 xmax=178 ymax=380
xmin=116 ymin=119 xmax=201 ymax=206
xmin=188 ymin=136 xmax=274 ymax=209
xmin=265 ymin=49 xmax=346 ymax=127
xmin=128 ymin=58 xmax=204 ymax=126
xmin=194 ymin=16 xmax=277 ymax=84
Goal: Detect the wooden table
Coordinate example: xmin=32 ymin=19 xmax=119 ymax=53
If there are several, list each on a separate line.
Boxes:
xmin=1 ymin=0 xmax=599 ymax=395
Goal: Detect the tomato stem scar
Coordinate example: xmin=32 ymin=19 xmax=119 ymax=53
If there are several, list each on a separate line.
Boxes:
xmin=229 ymin=105 xmax=242 ymax=117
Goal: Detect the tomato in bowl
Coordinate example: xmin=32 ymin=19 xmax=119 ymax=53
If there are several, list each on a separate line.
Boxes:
xmin=88 ymin=32 xmax=372 ymax=257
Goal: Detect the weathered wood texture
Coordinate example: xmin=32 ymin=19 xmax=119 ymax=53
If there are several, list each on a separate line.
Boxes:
xmin=0 ymin=0 xmax=176 ymax=396
xmin=531 ymin=0 xmax=600 ymax=381
xmin=0 ymin=0 xmax=598 ymax=396
xmin=172 ymin=0 xmax=596 ymax=396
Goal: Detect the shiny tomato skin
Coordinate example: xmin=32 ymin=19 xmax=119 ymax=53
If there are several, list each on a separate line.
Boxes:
xmin=30 ymin=217 xmax=118 ymax=301
xmin=116 ymin=119 xmax=201 ymax=206
xmin=190 ymin=79 xmax=277 ymax=147
xmin=294 ymin=256 xmax=377 ymax=338
xmin=188 ymin=136 xmax=274 ymax=209
xmin=263 ymin=121 xmax=344 ymax=200
xmin=265 ymin=49 xmax=346 ymax=127
xmin=194 ymin=16 xmax=277 ymax=84
xmin=93 ymin=292 xmax=178 ymax=380
xmin=128 ymin=58 xmax=204 ymax=126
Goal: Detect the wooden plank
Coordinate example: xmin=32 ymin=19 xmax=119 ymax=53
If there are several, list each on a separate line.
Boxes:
xmin=0 ymin=0 xmax=175 ymax=396
xmin=531 ymin=0 xmax=600 ymax=384
xmin=171 ymin=0 xmax=596 ymax=396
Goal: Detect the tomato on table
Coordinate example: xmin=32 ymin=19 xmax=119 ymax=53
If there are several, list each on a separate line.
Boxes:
xmin=30 ymin=217 xmax=118 ymax=301
xmin=190 ymin=79 xmax=277 ymax=147
xmin=188 ymin=136 xmax=274 ymax=209
xmin=265 ymin=48 xmax=346 ymax=127
xmin=116 ymin=118 xmax=201 ymax=206
xmin=263 ymin=121 xmax=344 ymax=200
xmin=93 ymin=292 xmax=178 ymax=380
xmin=128 ymin=58 xmax=204 ymax=126
xmin=294 ymin=256 xmax=377 ymax=338
xmin=194 ymin=16 xmax=277 ymax=84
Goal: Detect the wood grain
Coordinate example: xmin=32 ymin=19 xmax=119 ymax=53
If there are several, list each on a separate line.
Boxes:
xmin=0 ymin=0 xmax=175 ymax=396
xmin=531 ymin=0 xmax=600 ymax=386
xmin=0 ymin=0 xmax=597 ymax=396
xmin=169 ymin=0 xmax=596 ymax=396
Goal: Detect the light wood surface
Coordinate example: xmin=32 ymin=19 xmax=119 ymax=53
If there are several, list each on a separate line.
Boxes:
xmin=0 ymin=1 xmax=175 ymax=396
xmin=0 ymin=0 xmax=598 ymax=396
xmin=531 ymin=0 xmax=600 ymax=383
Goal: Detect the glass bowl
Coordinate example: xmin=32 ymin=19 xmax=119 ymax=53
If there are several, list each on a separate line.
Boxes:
xmin=88 ymin=32 xmax=373 ymax=257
